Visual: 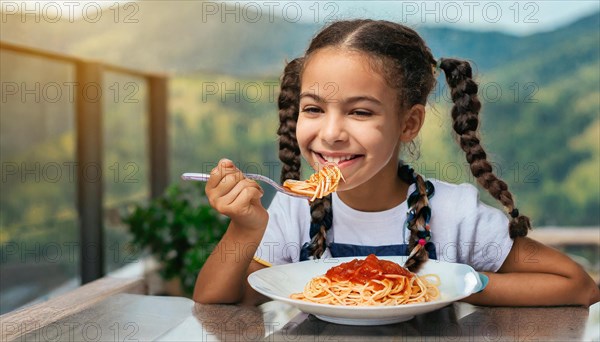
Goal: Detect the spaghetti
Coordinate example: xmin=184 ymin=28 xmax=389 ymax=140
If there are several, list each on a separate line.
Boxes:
xmin=290 ymin=254 xmax=440 ymax=306
xmin=283 ymin=164 xmax=345 ymax=201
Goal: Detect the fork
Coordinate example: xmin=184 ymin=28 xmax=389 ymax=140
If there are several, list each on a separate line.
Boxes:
xmin=181 ymin=173 xmax=310 ymax=199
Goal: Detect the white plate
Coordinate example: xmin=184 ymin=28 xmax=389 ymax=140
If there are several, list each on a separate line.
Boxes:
xmin=248 ymin=256 xmax=483 ymax=325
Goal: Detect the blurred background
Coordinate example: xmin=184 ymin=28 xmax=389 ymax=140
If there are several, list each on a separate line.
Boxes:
xmin=1 ymin=0 xmax=599 ymax=314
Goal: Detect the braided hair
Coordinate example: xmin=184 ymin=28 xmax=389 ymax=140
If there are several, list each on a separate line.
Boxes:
xmin=277 ymin=57 xmax=303 ymax=183
xmin=439 ymin=59 xmax=531 ymax=238
xmin=277 ymin=55 xmax=334 ymax=258
xmin=276 ymin=20 xmax=530 ymax=271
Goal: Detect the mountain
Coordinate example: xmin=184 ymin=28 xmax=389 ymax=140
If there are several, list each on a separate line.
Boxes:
xmin=2 ymin=2 xmax=597 ymax=77
xmin=0 ymin=1 xmax=321 ymax=76
xmin=420 ymin=11 xmax=599 ymax=73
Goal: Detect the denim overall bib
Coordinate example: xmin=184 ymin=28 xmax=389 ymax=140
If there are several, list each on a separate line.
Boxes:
xmin=299 ymin=164 xmax=437 ymax=261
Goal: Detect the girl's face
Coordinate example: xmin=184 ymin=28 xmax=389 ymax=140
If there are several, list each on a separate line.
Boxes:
xmin=297 ymin=48 xmax=413 ymax=196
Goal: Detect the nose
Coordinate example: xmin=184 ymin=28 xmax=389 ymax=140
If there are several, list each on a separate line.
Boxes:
xmin=320 ymin=113 xmax=348 ymax=145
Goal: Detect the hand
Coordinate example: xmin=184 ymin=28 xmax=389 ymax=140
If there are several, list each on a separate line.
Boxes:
xmin=205 ymin=159 xmax=268 ymax=231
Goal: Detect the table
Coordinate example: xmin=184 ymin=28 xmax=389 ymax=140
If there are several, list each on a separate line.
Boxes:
xmin=6 ymin=294 xmax=599 ymax=341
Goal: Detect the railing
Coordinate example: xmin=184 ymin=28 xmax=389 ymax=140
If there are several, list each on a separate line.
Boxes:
xmin=0 ymin=41 xmax=169 ymax=284
xmin=529 ymin=227 xmax=600 ymax=246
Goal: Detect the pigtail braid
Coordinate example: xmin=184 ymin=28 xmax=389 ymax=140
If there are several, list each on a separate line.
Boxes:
xmin=277 ymin=57 xmax=304 ymax=183
xmin=277 ymin=57 xmax=334 ymax=259
xmin=399 ymin=160 xmax=436 ymax=273
xmin=404 ymin=174 xmax=433 ymax=272
xmin=308 ymin=196 xmax=333 ymax=258
xmin=439 ymin=58 xmax=531 ymax=238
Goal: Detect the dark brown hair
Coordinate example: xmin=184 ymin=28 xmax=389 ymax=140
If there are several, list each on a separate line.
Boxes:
xmin=277 ymin=20 xmax=531 ymax=271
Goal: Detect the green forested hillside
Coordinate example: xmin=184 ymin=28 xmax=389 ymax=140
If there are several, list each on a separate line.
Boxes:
xmin=481 ymin=65 xmax=599 ymax=225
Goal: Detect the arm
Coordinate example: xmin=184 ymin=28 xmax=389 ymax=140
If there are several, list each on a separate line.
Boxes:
xmin=193 ymin=159 xmax=270 ymax=305
xmin=193 ymin=222 xmax=270 ymax=305
xmin=465 ymin=237 xmax=600 ymax=307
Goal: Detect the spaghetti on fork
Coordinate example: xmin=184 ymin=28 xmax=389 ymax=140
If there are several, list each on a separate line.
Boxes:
xmin=283 ymin=164 xmax=345 ymax=201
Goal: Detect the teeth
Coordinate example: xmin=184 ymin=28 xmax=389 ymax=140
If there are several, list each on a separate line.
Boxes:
xmin=321 ymin=154 xmax=355 ymax=164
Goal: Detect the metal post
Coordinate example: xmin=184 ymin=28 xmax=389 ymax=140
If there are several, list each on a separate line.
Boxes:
xmin=76 ymin=62 xmax=104 ymax=284
xmin=148 ymin=76 xmax=169 ymax=199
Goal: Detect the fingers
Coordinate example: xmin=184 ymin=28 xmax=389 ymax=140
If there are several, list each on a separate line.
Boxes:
xmin=235 ymin=185 xmax=265 ymax=214
xmin=220 ymin=178 xmax=264 ymax=208
xmin=206 ymin=159 xmax=241 ymax=200
xmin=206 ymin=159 xmax=237 ymax=189
xmin=205 ymin=159 xmax=264 ymax=216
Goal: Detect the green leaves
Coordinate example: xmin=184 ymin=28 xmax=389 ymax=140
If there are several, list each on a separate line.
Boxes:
xmin=122 ymin=182 xmax=229 ymax=295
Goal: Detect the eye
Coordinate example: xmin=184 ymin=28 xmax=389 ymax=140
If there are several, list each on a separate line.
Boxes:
xmin=350 ymin=110 xmax=372 ymax=117
xmin=301 ymin=106 xmax=323 ymax=114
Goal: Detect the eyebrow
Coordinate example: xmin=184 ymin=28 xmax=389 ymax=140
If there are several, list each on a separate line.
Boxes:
xmin=299 ymin=92 xmax=383 ymax=106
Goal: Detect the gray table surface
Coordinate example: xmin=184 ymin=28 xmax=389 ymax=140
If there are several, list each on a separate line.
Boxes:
xmin=13 ymin=293 xmax=600 ymax=341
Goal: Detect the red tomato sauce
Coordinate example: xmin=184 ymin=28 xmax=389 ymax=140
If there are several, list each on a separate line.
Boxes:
xmin=325 ymin=254 xmax=413 ymax=285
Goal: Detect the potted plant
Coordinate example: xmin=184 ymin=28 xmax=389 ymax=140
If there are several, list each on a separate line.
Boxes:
xmin=122 ymin=182 xmax=229 ymax=296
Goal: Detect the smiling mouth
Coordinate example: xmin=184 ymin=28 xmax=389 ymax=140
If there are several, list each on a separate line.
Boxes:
xmin=316 ymin=152 xmax=361 ymax=165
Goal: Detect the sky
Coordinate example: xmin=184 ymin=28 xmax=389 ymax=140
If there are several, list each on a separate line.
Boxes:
xmin=1 ymin=0 xmax=598 ymax=36
xmin=324 ymin=1 xmax=600 ymax=35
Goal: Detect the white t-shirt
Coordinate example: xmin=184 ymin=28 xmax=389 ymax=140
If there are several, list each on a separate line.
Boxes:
xmin=255 ymin=179 xmax=513 ymax=272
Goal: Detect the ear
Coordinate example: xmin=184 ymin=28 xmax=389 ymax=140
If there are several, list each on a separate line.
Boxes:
xmin=399 ymin=104 xmax=425 ymax=142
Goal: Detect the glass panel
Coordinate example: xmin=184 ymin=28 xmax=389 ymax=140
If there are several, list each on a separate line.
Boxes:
xmin=169 ymin=75 xmax=280 ymax=206
xmin=102 ymin=71 xmax=148 ymax=273
xmin=0 ymin=50 xmax=77 ymax=314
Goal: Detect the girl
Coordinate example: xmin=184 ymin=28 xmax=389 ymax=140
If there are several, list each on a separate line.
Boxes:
xmin=194 ymin=20 xmax=599 ymax=307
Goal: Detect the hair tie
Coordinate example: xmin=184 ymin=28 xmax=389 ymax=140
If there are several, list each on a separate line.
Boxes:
xmin=398 ymin=163 xmax=416 ymax=184
xmin=510 ymin=208 xmax=519 ymax=218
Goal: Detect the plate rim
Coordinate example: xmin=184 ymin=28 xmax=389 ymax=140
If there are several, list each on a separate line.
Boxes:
xmin=248 ymin=256 xmax=480 ymax=312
